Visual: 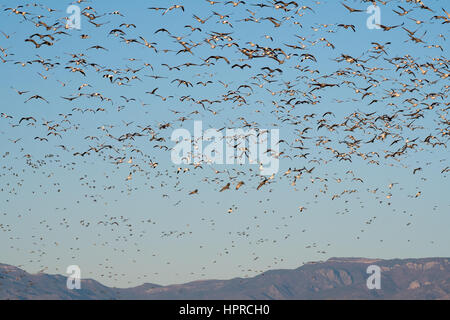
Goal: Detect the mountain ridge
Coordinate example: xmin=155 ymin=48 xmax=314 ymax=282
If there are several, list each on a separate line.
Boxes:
xmin=1 ymin=257 xmax=449 ymax=300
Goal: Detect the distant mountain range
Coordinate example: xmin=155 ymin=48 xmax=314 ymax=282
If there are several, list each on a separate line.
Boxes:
xmin=1 ymin=257 xmax=449 ymax=299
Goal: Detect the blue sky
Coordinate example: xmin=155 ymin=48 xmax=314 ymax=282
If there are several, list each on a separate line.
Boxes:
xmin=0 ymin=0 xmax=449 ymax=287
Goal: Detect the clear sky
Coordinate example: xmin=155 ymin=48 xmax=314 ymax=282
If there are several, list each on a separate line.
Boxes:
xmin=0 ymin=0 xmax=449 ymax=287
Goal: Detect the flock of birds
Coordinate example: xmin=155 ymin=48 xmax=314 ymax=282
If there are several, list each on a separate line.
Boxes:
xmin=0 ymin=0 xmax=449 ymax=287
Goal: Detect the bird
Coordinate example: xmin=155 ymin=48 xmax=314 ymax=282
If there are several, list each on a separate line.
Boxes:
xmin=341 ymin=3 xmax=363 ymax=13
xmin=24 ymin=95 xmax=49 ymax=103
